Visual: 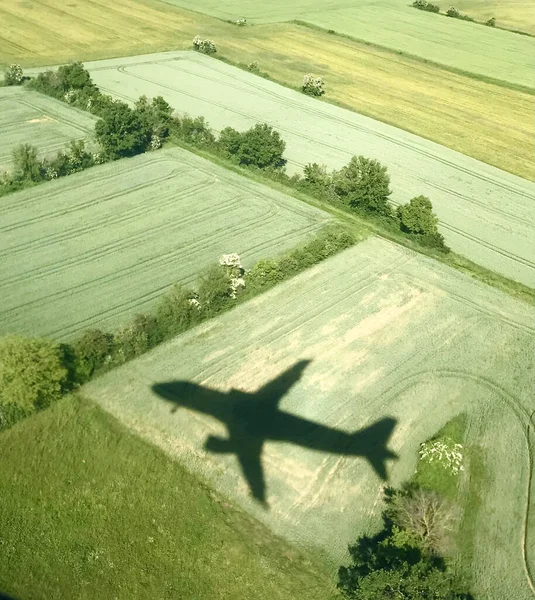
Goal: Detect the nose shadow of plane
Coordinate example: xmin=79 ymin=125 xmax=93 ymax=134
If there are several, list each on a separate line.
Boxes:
xmin=152 ymin=360 xmax=398 ymax=508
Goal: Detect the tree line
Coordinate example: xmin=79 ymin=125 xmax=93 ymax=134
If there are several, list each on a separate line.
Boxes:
xmin=3 ymin=62 xmax=449 ymax=253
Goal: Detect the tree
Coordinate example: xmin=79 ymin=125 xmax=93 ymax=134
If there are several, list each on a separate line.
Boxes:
xmin=134 ymin=95 xmax=174 ymax=139
xmin=12 ymin=144 xmax=42 ymax=182
xmin=397 ymin=195 xmax=438 ymax=235
xmin=389 ymin=489 xmax=455 ymax=554
xmin=0 ymin=336 xmax=67 ymax=413
xmin=57 ymin=62 xmax=96 ymax=92
xmin=72 ymin=329 xmax=114 ymax=382
xmin=95 ymin=102 xmax=151 ymax=159
xmin=334 ymin=156 xmax=392 ymax=215
xmin=220 ymin=124 xmax=286 ymax=169
xmin=338 ymin=526 xmax=470 ymax=600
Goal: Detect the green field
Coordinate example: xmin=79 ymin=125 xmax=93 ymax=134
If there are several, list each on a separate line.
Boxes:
xmin=0 ymin=87 xmax=96 ymax=173
xmin=0 ymin=147 xmax=329 ymax=340
xmin=0 ymin=396 xmax=339 ymax=600
xmin=159 ymin=0 xmax=535 ymax=88
xmin=84 ymin=52 xmax=535 ymax=289
xmin=84 ymin=237 xmax=535 ymax=599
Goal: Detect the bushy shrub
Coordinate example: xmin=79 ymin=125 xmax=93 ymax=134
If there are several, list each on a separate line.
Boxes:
xmin=111 ymin=321 xmax=150 ymax=365
xmin=236 ymin=17 xmax=247 ymax=26
xmin=197 ymin=265 xmax=235 ymax=316
xmin=446 ymin=6 xmax=459 ymax=17
xmin=12 ymin=144 xmax=43 ymax=182
xmin=72 ymin=329 xmax=114 ymax=382
xmin=173 ymin=115 xmax=216 ymax=146
xmin=397 ymin=195 xmax=438 ymax=235
xmin=302 ymin=74 xmax=325 ymax=97
xmin=485 ymin=17 xmax=496 ymax=26
xmin=155 ymin=285 xmax=202 ymax=340
xmin=0 ymin=336 xmax=67 ymax=413
xmin=333 ymin=155 xmax=392 ymax=215
xmin=4 ymin=64 xmax=24 ymax=86
xmin=135 ymin=95 xmax=174 ymax=140
xmin=95 ymin=101 xmax=151 ymax=159
xmin=219 ymin=123 xmax=286 ymax=169
xmin=247 ymin=61 xmax=260 ymax=73
xmin=412 ymin=0 xmax=440 ymax=13
xmin=192 ymin=36 xmax=217 ymax=54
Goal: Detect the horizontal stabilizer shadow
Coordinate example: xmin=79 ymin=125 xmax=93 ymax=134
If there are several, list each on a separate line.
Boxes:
xmin=152 ymin=360 xmax=397 ymax=507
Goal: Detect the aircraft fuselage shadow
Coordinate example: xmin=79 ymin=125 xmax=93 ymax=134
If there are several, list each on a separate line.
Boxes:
xmin=152 ymin=360 xmax=397 ymax=507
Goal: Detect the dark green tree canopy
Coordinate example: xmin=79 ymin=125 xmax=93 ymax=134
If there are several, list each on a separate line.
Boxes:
xmin=334 ymin=156 xmax=392 ymax=215
xmin=219 ymin=124 xmax=286 ymax=169
xmin=95 ymin=102 xmax=151 ymax=159
xmin=397 ymin=195 xmax=438 ymax=235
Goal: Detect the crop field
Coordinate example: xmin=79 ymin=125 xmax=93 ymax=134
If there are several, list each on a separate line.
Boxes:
xmin=84 ymin=52 xmax=535 ymax=288
xmin=159 ymin=0 xmax=535 ymax=88
xmin=6 ymin=4 xmax=535 ymax=181
xmin=85 ymin=236 xmax=535 ymax=599
xmin=454 ymin=0 xmax=535 ymax=34
xmin=0 ymin=87 xmax=96 ymax=173
xmin=0 ymin=147 xmax=330 ymax=340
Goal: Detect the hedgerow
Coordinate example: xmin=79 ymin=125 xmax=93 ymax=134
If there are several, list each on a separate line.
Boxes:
xmin=0 ymin=224 xmax=358 ymax=431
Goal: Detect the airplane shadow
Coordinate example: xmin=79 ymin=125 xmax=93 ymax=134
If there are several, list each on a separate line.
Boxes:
xmin=152 ymin=360 xmax=398 ymax=508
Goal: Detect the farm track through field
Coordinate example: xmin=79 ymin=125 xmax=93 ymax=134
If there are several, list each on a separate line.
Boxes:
xmin=89 ymin=54 xmax=535 ymax=286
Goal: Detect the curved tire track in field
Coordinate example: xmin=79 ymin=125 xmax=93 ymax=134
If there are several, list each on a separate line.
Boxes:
xmin=93 ymin=58 xmax=535 ymax=283
xmin=380 ymin=369 xmax=534 ymax=596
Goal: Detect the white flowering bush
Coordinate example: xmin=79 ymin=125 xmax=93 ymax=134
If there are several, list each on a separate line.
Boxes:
xmin=92 ymin=152 xmax=106 ymax=165
xmin=45 ymin=166 xmax=58 ymax=180
xmin=4 ymin=64 xmax=23 ymax=86
xmin=219 ymin=253 xmax=242 ymax=269
xmin=192 ymin=36 xmax=217 ymax=54
xmin=247 ymin=60 xmax=259 ymax=73
xmin=219 ymin=253 xmax=245 ymax=299
xmin=64 ymin=90 xmax=77 ymax=103
xmin=419 ymin=437 xmax=464 ymax=475
xmin=149 ymin=134 xmax=163 ymax=150
xmin=236 ymin=17 xmax=247 ymax=26
xmin=188 ymin=297 xmax=201 ymax=310
xmin=302 ymin=74 xmax=325 ymax=97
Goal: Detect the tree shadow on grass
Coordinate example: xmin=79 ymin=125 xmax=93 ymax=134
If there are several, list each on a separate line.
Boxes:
xmin=152 ymin=359 xmax=397 ymax=508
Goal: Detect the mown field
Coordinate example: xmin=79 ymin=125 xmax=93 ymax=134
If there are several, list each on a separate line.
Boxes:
xmin=0 ymin=87 xmax=96 ymax=173
xmin=159 ymin=0 xmax=535 ymax=87
xmin=0 ymin=147 xmax=329 ymax=340
xmin=84 ymin=52 xmax=535 ymax=288
xmin=0 ymin=396 xmax=340 ymax=600
xmin=84 ymin=236 xmax=535 ymax=599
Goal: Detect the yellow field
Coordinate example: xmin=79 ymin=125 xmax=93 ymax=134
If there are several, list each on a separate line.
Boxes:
xmin=1 ymin=0 xmax=533 ymax=180
xmin=454 ymin=1 xmax=535 ymax=34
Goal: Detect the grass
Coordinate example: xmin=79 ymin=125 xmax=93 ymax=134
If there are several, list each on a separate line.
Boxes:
xmin=0 ymin=146 xmax=329 ymax=340
xmin=1 ymin=3 xmax=534 ymax=181
xmin=0 ymin=86 xmax=96 ymax=173
xmin=83 ymin=235 xmax=535 ymax=598
xmin=0 ymin=395 xmax=340 ymax=600
xmin=413 ymin=413 xmax=468 ymax=500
